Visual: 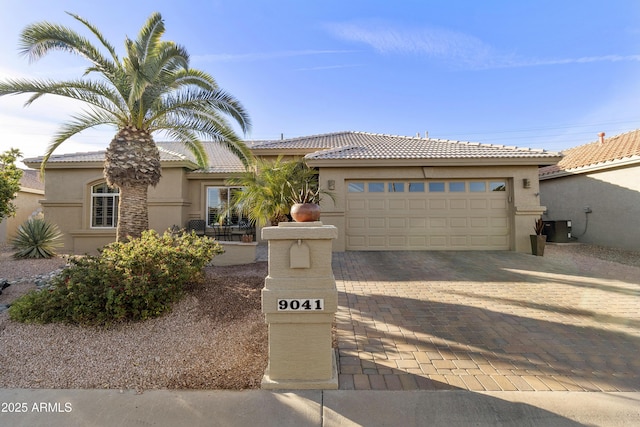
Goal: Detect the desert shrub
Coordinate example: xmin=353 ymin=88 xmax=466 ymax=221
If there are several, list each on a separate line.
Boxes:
xmin=11 ymin=218 xmax=63 ymax=259
xmin=9 ymin=230 xmax=223 ymax=325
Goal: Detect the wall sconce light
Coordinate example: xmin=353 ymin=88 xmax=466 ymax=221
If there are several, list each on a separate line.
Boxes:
xmin=522 ymin=178 xmax=531 ymax=189
xmin=328 ymin=180 xmax=335 ymax=190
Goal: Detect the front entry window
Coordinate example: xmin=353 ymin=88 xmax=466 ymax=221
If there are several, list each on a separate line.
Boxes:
xmin=91 ymin=183 xmax=119 ymax=228
xmin=206 ymin=187 xmax=244 ymax=226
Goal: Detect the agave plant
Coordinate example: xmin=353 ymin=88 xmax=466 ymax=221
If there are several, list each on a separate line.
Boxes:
xmin=11 ymin=218 xmax=63 ymax=259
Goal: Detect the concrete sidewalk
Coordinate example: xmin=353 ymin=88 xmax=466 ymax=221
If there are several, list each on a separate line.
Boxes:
xmin=1 ymin=389 xmax=639 ymax=426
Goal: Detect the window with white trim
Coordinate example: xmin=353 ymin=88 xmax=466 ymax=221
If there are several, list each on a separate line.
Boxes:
xmin=91 ymin=183 xmax=119 ymax=228
xmin=206 ymin=186 xmax=246 ymax=226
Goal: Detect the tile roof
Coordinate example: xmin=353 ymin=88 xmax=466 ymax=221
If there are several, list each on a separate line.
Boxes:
xmin=277 ymin=131 xmax=560 ymax=161
xmin=23 ymin=142 xmax=246 ymax=173
xmin=539 ymin=129 xmax=640 ymax=177
xmin=22 ymin=131 xmax=561 ymax=172
xmin=19 ymin=169 xmax=44 ymax=191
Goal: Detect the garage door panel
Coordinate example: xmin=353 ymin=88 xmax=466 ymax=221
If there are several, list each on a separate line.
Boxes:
xmin=348 ymin=217 xmax=366 ymax=229
xmin=429 ymin=199 xmax=447 ymax=209
xmin=450 ymin=199 xmax=467 ymax=209
xmin=470 ymin=236 xmax=489 ymax=246
xmin=491 ymin=199 xmax=507 ymax=209
xmin=346 ymin=179 xmax=510 ymax=250
xmin=429 ymin=217 xmax=447 ymax=228
xmin=388 ymin=218 xmax=406 ymax=228
xmin=368 ymin=236 xmax=386 ymax=246
xmin=388 ymin=236 xmax=407 ymax=246
xmin=369 ymin=200 xmax=385 ymax=210
xmin=347 ymin=199 xmax=366 ymax=210
xmin=470 ymin=199 xmax=488 ymax=209
xmin=450 ymin=218 xmax=467 ymax=228
xmin=409 ymin=218 xmax=427 ymax=228
xmin=491 ymin=217 xmax=508 ymax=228
xmin=470 ymin=217 xmax=488 ymax=228
xmin=368 ymin=217 xmax=385 ymax=229
xmin=429 ymin=236 xmax=447 ymax=247
xmin=408 ymin=235 xmax=427 ymax=246
xmin=409 ymin=199 xmax=426 ymax=210
xmin=389 ymin=199 xmax=407 ymax=210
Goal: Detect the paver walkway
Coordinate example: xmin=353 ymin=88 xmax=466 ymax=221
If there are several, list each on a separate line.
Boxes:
xmin=332 ymin=245 xmax=640 ymax=391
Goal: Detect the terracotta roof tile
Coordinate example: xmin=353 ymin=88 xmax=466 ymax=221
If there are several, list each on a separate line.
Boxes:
xmin=539 ymin=129 xmax=640 ymax=177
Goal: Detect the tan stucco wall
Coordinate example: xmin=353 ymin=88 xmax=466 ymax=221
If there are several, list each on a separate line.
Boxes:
xmin=0 ymin=187 xmax=44 ymax=244
xmin=31 ymin=158 xmax=548 ymax=255
xmin=317 ymin=165 xmax=545 ymax=253
xmin=39 ymin=165 xmax=192 ymax=254
xmin=540 ymin=164 xmax=640 ymax=251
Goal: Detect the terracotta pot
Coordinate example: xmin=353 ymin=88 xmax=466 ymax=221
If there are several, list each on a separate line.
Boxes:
xmin=290 ymin=203 xmax=321 ymax=222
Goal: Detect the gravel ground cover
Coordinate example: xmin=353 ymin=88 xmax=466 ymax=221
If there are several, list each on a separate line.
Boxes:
xmin=0 ymin=245 xmax=268 ymax=390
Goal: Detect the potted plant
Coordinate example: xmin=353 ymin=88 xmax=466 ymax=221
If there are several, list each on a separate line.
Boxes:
xmin=288 ymin=181 xmax=323 ymax=222
xmin=286 ymin=163 xmax=335 ymax=222
xmin=530 ymin=217 xmax=547 ymax=256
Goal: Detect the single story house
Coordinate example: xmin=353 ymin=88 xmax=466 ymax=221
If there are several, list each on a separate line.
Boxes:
xmin=539 ymin=130 xmax=640 ymax=251
xmin=0 ymin=169 xmax=45 ymax=244
xmin=24 ymin=131 xmax=561 ymax=255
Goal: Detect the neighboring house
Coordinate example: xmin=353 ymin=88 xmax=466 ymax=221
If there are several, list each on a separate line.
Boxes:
xmin=539 ymin=130 xmax=640 ymax=251
xmin=0 ymin=169 xmax=45 ymax=244
xmin=23 ymin=131 xmax=560 ymax=254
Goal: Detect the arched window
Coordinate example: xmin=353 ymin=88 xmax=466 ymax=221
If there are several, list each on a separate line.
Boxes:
xmin=91 ymin=183 xmax=119 ymax=228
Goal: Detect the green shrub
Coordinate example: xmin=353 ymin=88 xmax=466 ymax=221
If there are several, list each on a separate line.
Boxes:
xmin=11 ymin=218 xmax=63 ymax=259
xmin=9 ymin=230 xmax=223 ymax=325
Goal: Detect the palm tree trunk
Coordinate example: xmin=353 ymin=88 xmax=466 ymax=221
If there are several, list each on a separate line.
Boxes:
xmin=116 ymin=183 xmax=149 ymax=241
xmin=104 ymin=126 xmax=161 ymax=242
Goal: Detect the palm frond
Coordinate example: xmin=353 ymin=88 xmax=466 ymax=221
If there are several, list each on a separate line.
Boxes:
xmin=41 ymin=109 xmax=120 ymax=175
xmin=66 ymin=12 xmax=120 ymax=64
xmin=135 ymin=12 xmax=165 ymax=63
xmin=19 ymin=20 xmax=118 ymax=77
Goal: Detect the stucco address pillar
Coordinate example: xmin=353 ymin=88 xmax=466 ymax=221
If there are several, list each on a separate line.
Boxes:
xmin=261 ymin=222 xmax=339 ymax=389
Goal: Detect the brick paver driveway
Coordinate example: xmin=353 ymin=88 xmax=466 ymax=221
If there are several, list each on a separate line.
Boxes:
xmin=332 ymin=245 xmax=640 ymax=391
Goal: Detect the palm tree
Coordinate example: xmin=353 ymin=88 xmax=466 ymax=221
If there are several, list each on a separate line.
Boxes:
xmin=0 ymin=12 xmax=251 ymax=241
xmin=229 ymin=157 xmax=332 ymax=227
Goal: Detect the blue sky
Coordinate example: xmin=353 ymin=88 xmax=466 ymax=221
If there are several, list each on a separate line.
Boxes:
xmin=2 ymin=0 xmax=640 ymax=166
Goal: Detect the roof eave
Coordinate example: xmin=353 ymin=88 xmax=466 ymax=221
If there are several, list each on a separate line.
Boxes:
xmin=306 ymin=156 xmax=563 ymax=168
xmin=540 ymin=155 xmax=640 ymax=180
xmin=23 ymin=158 xmax=200 ymax=171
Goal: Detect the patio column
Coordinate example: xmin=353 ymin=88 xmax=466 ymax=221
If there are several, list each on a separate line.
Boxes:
xmin=261 ymin=222 xmax=338 ymax=389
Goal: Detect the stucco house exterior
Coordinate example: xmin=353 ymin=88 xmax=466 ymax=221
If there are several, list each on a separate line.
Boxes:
xmin=0 ymin=169 xmax=45 ymax=244
xmin=539 ymin=130 xmax=640 ymax=251
xmin=24 ymin=131 xmax=561 ymax=255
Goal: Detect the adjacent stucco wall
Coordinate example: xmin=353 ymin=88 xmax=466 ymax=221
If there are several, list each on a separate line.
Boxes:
xmin=540 ymin=164 xmax=640 ymax=251
xmin=39 ymin=164 xmax=191 ymax=254
xmin=317 ymin=164 xmax=545 ymax=253
xmin=0 ymin=187 xmax=44 ymax=244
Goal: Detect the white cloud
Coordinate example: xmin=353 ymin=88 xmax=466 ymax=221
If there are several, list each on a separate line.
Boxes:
xmin=325 ymin=21 xmax=496 ymax=68
xmin=325 ymin=21 xmax=640 ymax=70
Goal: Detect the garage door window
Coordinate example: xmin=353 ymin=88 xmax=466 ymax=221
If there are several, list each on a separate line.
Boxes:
xmin=388 ymin=182 xmax=405 ymax=192
xmin=368 ymin=182 xmax=385 ymax=192
xmin=428 ymin=182 xmax=445 ymax=192
xmin=449 ymin=182 xmax=465 ymax=192
xmin=408 ymin=182 xmax=425 ymax=192
xmin=348 ymin=182 xmax=364 ymax=192
xmin=469 ymin=182 xmax=486 ymax=192
xmin=490 ymin=181 xmax=506 ymax=191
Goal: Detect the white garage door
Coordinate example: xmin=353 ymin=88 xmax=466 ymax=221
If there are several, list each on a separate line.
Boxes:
xmin=346 ymin=180 xmax=510 ymax=250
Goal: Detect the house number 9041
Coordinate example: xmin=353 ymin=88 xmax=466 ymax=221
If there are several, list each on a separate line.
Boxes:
xmin=277 ymin=299 xmax=324 ymax=311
